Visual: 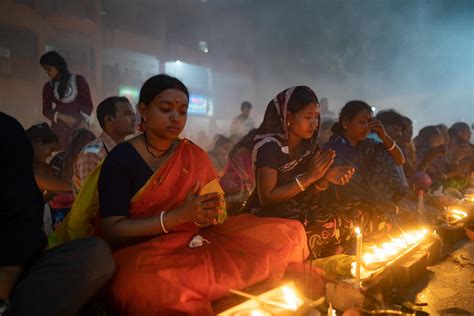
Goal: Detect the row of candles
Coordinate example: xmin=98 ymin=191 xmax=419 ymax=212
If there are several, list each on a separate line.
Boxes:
xmin=222 ymin=196 xmax=474 ymax=315
xmin=352 ymin=191 xmax=474 ymax=285
xmin=353 ymin=227 xmax=430 ymax=286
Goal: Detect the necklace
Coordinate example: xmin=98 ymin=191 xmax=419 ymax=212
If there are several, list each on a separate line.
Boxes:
xmin=143 ymin=133 xmax=172 ymax=158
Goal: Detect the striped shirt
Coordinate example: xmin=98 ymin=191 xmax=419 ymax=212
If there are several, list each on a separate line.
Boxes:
xmin=73 ymin=132 xmax=116 ymax=196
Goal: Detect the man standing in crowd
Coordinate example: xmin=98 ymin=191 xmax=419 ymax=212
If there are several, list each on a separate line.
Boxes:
xmin=230 ymin=101 xmax=255 ymax=141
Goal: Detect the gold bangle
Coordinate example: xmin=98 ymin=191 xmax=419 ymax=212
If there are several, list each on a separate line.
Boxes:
xmin=387 ymin=140 xmax=396 ymax=151
xmin=295 ymin=175 xmax=306 ymax=191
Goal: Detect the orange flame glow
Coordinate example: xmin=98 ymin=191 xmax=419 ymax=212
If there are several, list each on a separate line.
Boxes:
xmin=351 ymin=228 xmax=429 ymax=278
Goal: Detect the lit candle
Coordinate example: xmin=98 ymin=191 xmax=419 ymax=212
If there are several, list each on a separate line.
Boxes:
xmin=355 ymin=226 xmax=362 ymax=288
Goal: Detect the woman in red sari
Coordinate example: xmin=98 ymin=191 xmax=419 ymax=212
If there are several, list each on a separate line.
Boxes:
xmin=98 ymin=75 xmax=308 ymax=315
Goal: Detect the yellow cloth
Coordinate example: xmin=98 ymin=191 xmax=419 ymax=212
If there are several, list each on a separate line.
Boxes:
xmin=52 ymin=162 xmax=103 ymax=246
xmin=52 ymin=164 xmax=227 ymax=247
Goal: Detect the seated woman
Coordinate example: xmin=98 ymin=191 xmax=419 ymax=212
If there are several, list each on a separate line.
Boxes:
xmin=399 ymin=116 xmax=417 ymax=179
xmin=445 ymin=122 xmax=474 ymax=189
xmin=322 ymin=101 xmax=408 ymax=206
xmin=98 ymin=75 xmax=308 ymax=315
xmin=49 ymin=128 xmax=96 ymax=228
xmin=244 ymin=86 xmax=358 ymax=258
xmin=25 ymin=123 xmax=72 ymax=194
xmin=414 ymin=125 xmax=448 ymax=189
xmin=207 ymin=134 xmax=234 ymax=178
xmin=220 ymin=129 xmax=257 ymax=214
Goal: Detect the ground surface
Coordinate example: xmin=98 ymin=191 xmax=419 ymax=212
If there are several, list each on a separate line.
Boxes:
xmin=404 ymin=239 xmax=474 ymax=315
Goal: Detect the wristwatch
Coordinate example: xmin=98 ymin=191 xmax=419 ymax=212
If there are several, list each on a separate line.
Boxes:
xmin=0 ymin=298 xmax=10 ymax=315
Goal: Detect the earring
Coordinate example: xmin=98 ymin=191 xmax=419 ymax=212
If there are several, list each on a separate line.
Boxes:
xmin=138 ymin=117 xmax=147 ymax=132
xmin=287 ymin=121 xmax=291 ymax=127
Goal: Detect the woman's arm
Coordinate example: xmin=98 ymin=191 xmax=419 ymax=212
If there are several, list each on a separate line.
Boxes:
xmin=76 ymin=75 xmax=93 ymax=116
xmin=34 ymin=170 xmax=72 ymax=193
xmin=42 ymin=83 xmax=55 ymax=122
xmin=256 ymin=167 xmax=315 ymax=207
xmin=256 ymin=150 xmax=336 ymax=207
xmin=100 ymin=185 xmax=222 ymax=248
xmin=380 ymin=134 xmax=405 ymax=165
xmin=417 ymin=145 xmax=445 ymax=172
xmin=369 ymin=119 xmax=405 ymax=165
xmin=0 ymin=266 xmax=22 ymax=300
xmin=100 ymin=209 xmax=188 ymax=248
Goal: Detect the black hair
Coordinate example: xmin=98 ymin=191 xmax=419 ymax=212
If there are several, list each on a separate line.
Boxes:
xmin=96 ymin=96 xmax=129 ymax=129
xmin=401 ymin=116 xmax=413 ymax=131
xmin=332 ymin=100 xmax=373 ymax=135
xmin=402 ymin=116 xmax=413 ymax=126
xmin=139 ymin=74 xmax=189 ymax=106
xmin=287 ymin=86 xmax=319 ymax=113
xmin=39 ymin=51 xmax=71 ymax=99
xmin=418 ymin=125 xmax=441 ymax=141
xmin=241 ymin=101 xmax=253 ymax=110
xmin=448 ymin=122 xmax=470 ymax=137
xmin=376 ymin=109 xmax=405 ymax=127
xmin=214 ymin=134 xmax=233 ymax=148
xmin=26 ymin=122 xmax=58 ymax=144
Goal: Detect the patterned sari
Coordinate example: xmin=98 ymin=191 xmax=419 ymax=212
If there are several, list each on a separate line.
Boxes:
xmin=244 ymin=87 xmax=379 ymax=258
xmin=323 ymin=135 xmax=408 ymax=204
xmin=105 ymin=140 xmax=308 ymax=315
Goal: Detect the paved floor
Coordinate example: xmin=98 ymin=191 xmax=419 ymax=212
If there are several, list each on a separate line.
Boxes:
xmin=403 ymin=239 xmax=474 ymax=315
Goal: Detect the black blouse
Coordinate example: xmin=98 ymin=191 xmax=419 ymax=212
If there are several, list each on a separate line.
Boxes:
xmin=98 ymin=142 xmax=153 ymax=218
xmin=245 ymin=141 xmax=312 ymax=211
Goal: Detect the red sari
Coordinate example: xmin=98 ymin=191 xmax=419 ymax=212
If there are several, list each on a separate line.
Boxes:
xmin=106 ymin=140 xmax=308 ymax=315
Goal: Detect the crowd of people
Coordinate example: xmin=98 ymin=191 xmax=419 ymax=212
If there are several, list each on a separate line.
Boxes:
xmin=1 ymin=51 xmax=473 ymax=315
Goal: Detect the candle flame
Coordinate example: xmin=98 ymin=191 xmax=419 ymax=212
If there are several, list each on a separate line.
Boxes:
xmin=250 ymin=310 xmax=269 ymax=316
xmin=281 ymin=286 xmax=303 ymax=311
xmin=448 ymin=208 xmax=468 ymax=224
xmin=355 ymin=227 xmax=361 ymax=235
xmin=449 ymin=209 xmax=467 ymax=217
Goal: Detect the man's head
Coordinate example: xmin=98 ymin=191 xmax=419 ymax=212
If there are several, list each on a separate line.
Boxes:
xmin=97 ymin=96 xmax=136 ymax=139
xmin=375 ymin=109 xmax=405 ymax=141
xmin=241 ymin=101 xmax=252 ymax=119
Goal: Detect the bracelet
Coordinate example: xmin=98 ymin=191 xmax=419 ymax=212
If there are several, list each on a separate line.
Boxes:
xmin=160 ymin=211 xmax=169 ymax=234
xmin=295 ymin=175 xmax=306 ymax=191
xmin=387 ymin=140 xmax=396 ymax=151
xmin=194 ymin=221 xmax=210 ymax=228
xmin=314 ymin=180 xmax=329 ymax=191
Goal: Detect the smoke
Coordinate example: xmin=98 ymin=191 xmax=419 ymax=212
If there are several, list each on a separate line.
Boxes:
xmin=250 ymin=0 xmax=473 ymax=132
xmin=0 ymin=0 xmax=472 ymax=137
